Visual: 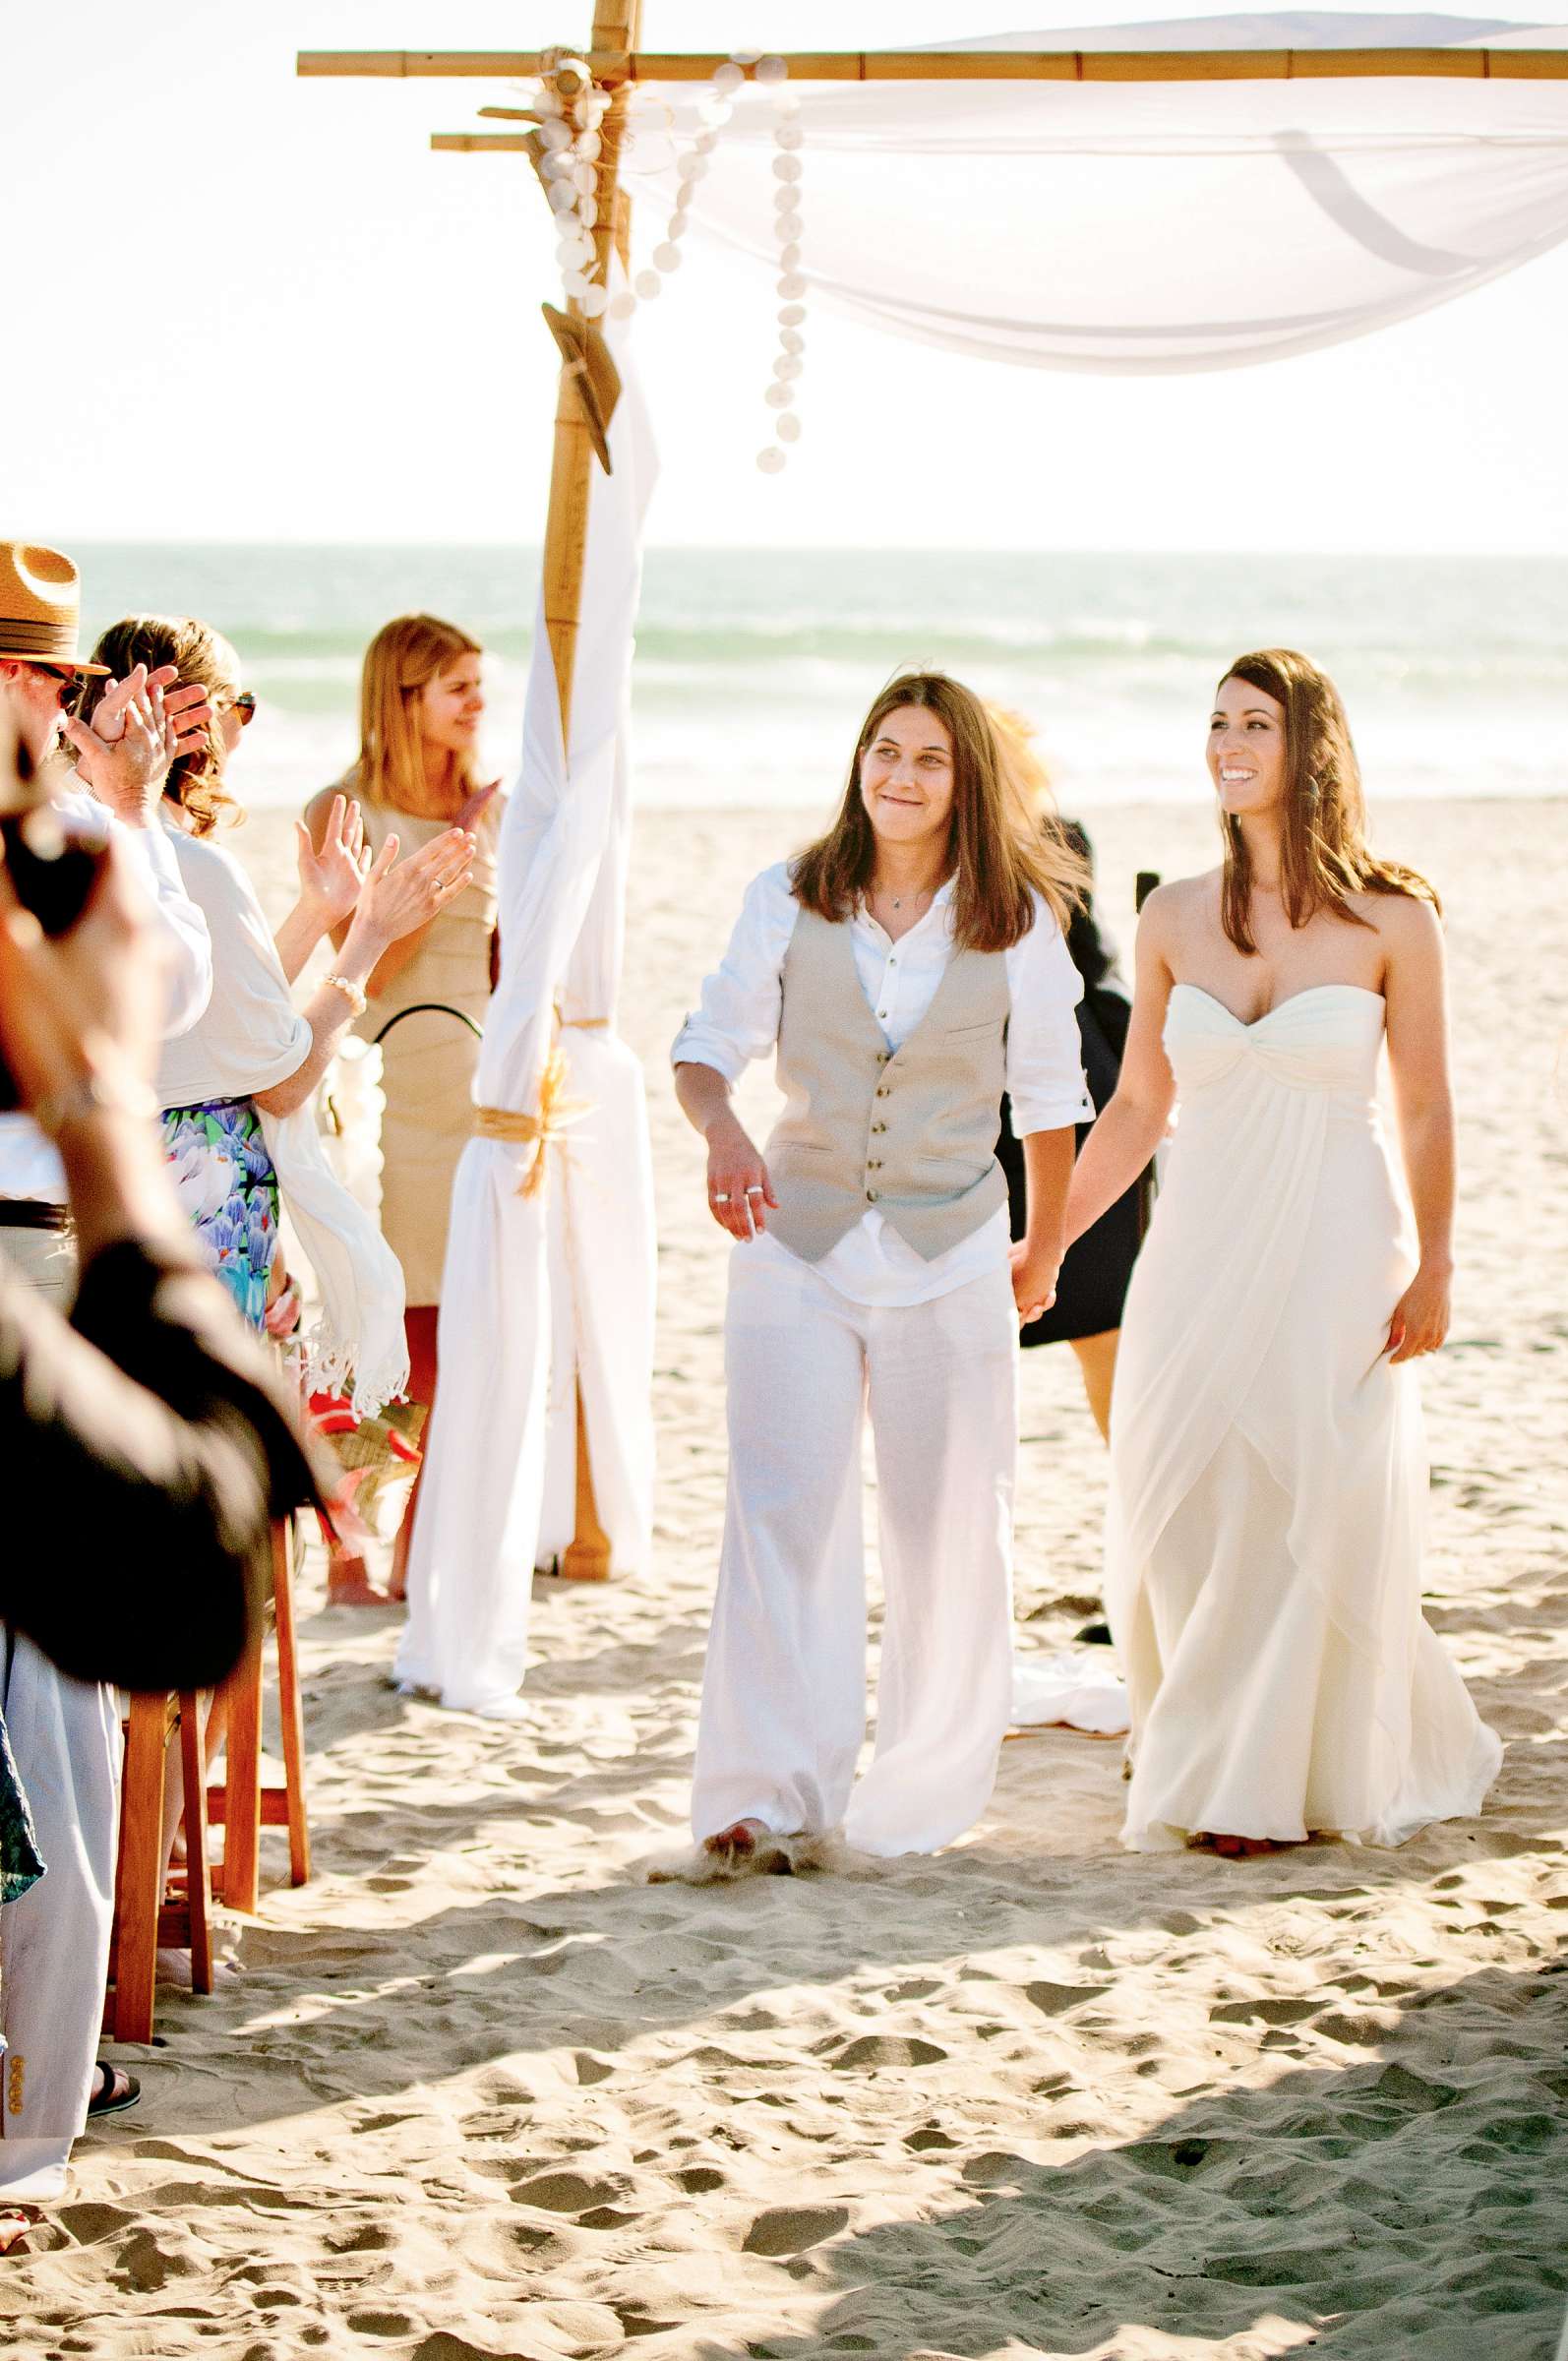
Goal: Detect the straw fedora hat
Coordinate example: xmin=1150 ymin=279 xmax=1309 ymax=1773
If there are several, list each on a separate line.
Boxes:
xmin=0 ymin=540 xmax=108 ymax=675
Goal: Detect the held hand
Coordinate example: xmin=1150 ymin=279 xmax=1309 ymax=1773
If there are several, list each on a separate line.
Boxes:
xmin=0 ymin=840 xmax=167 ymax=1112
xmin=346 ymin=826 xmax=477 ymax=954
xmin=1386 ymin=1260 xmax=1452 ymax=1364
xmin=293 ymin=793 xmax=370 ymax=927
xmin=1010 ymin=1237 xmax=1060 ymax=1326
xmin=704 ymin=1116 xmax=777 ymax=1240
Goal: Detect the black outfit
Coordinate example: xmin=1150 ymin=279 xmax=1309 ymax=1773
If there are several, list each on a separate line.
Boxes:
xmin=0 ymin=1237 xmax=323 ymax=1691
xmin=997 ymin=826 xmax=1147 ymax=1346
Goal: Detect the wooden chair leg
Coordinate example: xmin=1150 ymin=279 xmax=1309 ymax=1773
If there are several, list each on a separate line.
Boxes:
xmin=111 ymin=1694 xmax=169 ymax=2045
xmin=177 ymin=1692 xmax=214 ymax=1995
xmin=218 ymin=1624 xmax=264 ymax=1916
xmin=271 ymin=1515 xmax=312 ymax=1887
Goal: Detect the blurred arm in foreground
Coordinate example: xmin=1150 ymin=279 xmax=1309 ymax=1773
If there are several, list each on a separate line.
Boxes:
xmin=0 ymin=831 xmax=323 ymax=1691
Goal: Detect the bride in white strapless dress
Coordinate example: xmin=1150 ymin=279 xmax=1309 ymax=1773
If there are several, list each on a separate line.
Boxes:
xmin=1063 ymin=650 xmax=1500 ymax=1853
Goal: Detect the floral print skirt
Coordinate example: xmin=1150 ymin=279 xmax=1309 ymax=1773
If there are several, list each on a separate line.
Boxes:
xmin=160 ymin=1096 xmax=280 ymax=1332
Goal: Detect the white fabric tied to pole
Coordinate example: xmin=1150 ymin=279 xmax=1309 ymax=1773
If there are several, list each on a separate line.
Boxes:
xmin=622 ymin=13 xmax=1568 ymax=373
xmin=537 ymin=486 xmax=658 ymax=1578
xmin=395 ymin=292 xmax=657 ymax=1716
xmin=537 ymin=1025 xmax=657 ymax=1573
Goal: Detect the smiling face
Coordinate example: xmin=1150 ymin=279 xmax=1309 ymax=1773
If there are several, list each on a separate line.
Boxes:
xmin=858 ymin=703 xmax=956 ymax=854
xmin=415 ymin=652 xmax=485 ymax=757
xmin=1208 ymin=675 xmax=1289 ymax=819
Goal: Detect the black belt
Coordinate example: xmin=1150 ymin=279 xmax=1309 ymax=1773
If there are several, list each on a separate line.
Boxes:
xmin=0 ymin=1200 xmax=72 ymax=1234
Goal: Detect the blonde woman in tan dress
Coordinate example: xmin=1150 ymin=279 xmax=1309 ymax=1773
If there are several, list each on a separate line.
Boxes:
xmin=306 ymin=615 xmax=503 ymax=1602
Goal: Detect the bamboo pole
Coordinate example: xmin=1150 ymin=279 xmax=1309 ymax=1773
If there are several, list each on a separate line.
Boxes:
xmin=432 ymin=133 xmax=532 ymax=151
xmin=301 ymin=45 xmax=1568 ymax=84
xmin=543 ymin=0 xmax=642 ymax=1584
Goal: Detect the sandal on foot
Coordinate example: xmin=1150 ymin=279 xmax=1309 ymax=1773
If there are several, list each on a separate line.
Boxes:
xmin=87 ymin=2064 xmax=141 ymax=2118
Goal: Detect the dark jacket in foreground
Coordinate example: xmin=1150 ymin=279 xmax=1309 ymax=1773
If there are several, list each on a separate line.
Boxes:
xmin=0 ymin=1239 xmax=324 ymax=1691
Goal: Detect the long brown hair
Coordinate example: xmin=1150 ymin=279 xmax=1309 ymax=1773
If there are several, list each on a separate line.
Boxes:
xmin=791 ymin=671 xmax=1088 ymax=951
xmin=81 ymin=614 xmax=243 ymax=837
xmin=1217 ymin=648 xmax=1439 ymax=955
xmin=347 ymin=613 xmax=484 ymax=812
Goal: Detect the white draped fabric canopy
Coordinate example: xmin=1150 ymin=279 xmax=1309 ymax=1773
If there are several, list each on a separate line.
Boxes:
xmin=622 ymin=13 xmax=1568 ymax=372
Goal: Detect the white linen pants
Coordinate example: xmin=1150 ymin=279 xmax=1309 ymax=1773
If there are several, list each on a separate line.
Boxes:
xmin=692 ymin=1247 xmax=1018 ymax=1857
xmin=0 ymin=1634 xmax=120 ymax=2203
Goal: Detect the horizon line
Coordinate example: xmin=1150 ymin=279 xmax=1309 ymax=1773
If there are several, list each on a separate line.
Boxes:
xmin=57 ymin=535 xmax=1568 ymax=563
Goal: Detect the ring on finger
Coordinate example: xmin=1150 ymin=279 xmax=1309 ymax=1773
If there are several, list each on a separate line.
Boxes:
xmin=712 ymin=1190 xmax=731 ymax=1204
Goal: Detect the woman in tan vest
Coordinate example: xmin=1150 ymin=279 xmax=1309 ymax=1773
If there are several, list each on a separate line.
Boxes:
xmin=305 ymin=616 xmax=502 ymax=1603
xmin=672 ymin=672 xmax=1091 ymax=1873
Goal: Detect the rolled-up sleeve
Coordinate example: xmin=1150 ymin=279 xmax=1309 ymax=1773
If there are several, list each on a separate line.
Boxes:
xmin=1004 ymin=897 xmax=1094 ymax=1134
xmin=59 ymin=789 xmax=215 ymax=1040
xmin=671 ymin=862 xmax=799 ymax=1083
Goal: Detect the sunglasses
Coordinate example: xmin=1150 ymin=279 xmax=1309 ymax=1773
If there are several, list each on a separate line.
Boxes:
xmin=29 ymin=662 xmax=81 ymax=704
xmin=220 ymin=690 xmax=258 ymax=727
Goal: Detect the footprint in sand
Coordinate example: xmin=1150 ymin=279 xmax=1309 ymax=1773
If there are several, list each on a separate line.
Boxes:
xmin=742 ymin=2204 xmax=850 ymax=2256
xmin=832 ymin=2034 xmax=947 ymax=2070
xmin=1209 ymin=1995 xmax=1318 ymax=2027
xmin=512 ymin=2168 xmax=621 ymax=2214
xmin=1023 ymin=1979 xmax=1114 ymax=2016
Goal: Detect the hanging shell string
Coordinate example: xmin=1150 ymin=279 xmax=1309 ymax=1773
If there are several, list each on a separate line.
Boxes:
xmin=539 ymin=74 xmax=614 ymax=317
xmin=541 ymin=50 xmax=805 ymax=467
xmin=756 ymin=58 xmax=805 ymax=475
xmin=632 ymin=50 xmax=754 ymax=305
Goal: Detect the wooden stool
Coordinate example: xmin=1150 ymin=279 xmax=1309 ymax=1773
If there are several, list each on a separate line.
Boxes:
xmin=208 ymin=1515 xmax=311 ymax=1912
xmin=107 ymin=1690 xmax=214 ymax=2045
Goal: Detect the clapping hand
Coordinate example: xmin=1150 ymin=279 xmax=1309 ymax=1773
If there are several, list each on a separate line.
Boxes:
xmin=62 ymin=663 xmax=212 ymax=825
xmin=345 ymin=826 xmax=478 ymax=955
xmin=293 ymin=793 xmax=370 ymax=929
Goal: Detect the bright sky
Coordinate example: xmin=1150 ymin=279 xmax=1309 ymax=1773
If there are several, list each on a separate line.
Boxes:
xmin=4 ymin=2 xmax=1566 ymax=551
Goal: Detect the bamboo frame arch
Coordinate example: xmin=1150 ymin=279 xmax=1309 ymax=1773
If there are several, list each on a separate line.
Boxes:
xmin=297 ymin=23 xmax=1568 ymax=1577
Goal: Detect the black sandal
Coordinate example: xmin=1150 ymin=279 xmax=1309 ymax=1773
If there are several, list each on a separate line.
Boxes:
xmin=87 ymin=2064 xmax=141 ymax=2118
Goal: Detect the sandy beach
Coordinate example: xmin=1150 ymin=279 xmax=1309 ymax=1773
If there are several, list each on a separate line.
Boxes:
xmin=4 ymin=795 xmax=1565 ymax=2361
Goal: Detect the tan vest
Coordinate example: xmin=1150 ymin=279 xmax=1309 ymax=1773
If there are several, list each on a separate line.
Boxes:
xmin=765 ymin=906 xmax=1010 ymax=1264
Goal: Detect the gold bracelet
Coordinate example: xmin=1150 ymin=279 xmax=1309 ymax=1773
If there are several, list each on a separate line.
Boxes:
xmin=324 ymin=972 xmax=369 ymax=1019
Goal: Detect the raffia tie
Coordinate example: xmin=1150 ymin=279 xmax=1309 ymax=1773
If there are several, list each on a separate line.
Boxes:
xmin=474 ymin=1045 xmax=574 ymax=1199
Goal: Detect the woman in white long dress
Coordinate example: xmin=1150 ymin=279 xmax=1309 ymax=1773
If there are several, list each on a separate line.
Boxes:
xmin=673 ymin=672 xmax=1092 ymax=1872
xmin=1063 ymin=648 xmax=1500 ymax=1854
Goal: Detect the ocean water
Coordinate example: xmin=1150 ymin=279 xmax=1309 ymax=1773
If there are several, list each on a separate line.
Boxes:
xmin=73 ymin=543 xmax=1568 ymax=817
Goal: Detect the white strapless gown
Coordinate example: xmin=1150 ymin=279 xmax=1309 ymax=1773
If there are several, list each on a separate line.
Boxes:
xmin=1106 ymin=984 xmax=1501 ymax=1850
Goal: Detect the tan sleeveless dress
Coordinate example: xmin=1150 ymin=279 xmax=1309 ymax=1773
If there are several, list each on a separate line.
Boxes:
xmin=339 ymin=785 xmax=502 ymax=1306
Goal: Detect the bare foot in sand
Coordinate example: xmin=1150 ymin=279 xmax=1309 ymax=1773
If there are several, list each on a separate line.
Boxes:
xmin=0 ymin=2209 xmax=35 ymax=2255
xmin=702 ymin=1819 xmax=798 ymax=1876
xmin=328 ymin=1552 xmax=389 ymax=1607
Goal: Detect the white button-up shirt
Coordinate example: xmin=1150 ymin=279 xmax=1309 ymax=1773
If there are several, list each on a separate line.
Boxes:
xmin=0 ymin=788 xmax=214 ymax=1202
xmin=674 ymin=864 xmax=1092 ymax=1307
